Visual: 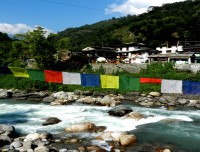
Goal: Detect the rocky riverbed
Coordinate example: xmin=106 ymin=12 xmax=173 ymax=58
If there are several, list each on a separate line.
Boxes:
xmin=0 ymin=88 xmax=200 ymax=152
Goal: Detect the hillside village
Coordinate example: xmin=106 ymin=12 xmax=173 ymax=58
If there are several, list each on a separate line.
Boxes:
xmin=70 ymin=41 xmax=200 ymax=65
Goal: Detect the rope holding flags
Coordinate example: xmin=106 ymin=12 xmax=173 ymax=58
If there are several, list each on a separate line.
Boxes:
xmin=1 ymin=66 xmax=200 ymax=95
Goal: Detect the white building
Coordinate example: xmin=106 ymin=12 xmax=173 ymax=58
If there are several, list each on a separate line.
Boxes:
xmin=156 ymin=45 xmax=183 ymax=54
xmin=116 ymin=44 xmax=157 ymax=63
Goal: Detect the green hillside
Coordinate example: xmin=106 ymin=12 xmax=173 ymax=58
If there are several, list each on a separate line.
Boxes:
xmin=58 ymin=0 xmax=200 ymax=49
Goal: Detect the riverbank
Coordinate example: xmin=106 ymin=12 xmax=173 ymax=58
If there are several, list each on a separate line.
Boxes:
xmin=0 ymin=89 xmax=200 ymax=152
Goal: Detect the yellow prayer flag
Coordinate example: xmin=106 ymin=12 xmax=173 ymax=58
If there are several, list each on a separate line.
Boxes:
xmin=9 ymin=67 xmax=29 ymax=78
xmin=100 ymin=75 xmax=119 ymax=89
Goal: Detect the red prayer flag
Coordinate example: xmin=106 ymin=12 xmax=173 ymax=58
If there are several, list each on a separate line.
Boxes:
xmin=140 ymin=78 xmax=161 ymax=84
xmin=44 ymin=70 xmax=63 ymax=83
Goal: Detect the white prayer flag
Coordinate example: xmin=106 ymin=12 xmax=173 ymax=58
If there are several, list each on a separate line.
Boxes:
xmin=161 ymin=79 xmax=183 ymax=94
xmin=62 ymin=72 xmax=81 ymax=85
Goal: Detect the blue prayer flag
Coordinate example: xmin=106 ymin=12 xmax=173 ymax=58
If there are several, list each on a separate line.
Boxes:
xmin=81 ymin=74 xmax=100 ymax=87
xmin=183 ymin=81 xmax=200 ymax=95
xmin=0 ymin=67 xmax=12 ymax=75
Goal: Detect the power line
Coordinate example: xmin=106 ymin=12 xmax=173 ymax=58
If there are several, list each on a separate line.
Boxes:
xmin=37 ymin=0 xmax=104 ymax=12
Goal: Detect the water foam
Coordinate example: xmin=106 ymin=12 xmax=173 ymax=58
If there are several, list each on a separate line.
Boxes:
xmin=0 ymin=101 xmax=194 ymax=134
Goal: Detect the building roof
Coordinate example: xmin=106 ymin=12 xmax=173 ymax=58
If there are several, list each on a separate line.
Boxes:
xmin=149 ymin=54 xmax=194 ymax=58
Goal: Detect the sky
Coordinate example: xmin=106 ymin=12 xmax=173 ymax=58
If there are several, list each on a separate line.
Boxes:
xmin=0 ymin=0 xmax=186 ymax=35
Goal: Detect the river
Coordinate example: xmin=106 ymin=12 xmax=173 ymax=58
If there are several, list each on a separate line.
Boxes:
xmin=0 ymin=99 xmax=199 ymax=152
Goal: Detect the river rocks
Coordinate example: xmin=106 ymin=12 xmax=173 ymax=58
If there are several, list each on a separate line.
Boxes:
xmin=0 ymin=89 xmax=12 ymax=99
xmin=34 ymin=146 xmax=49 ymax=152
xmin=96 ymin=132 xmax=137 ymax=147
xmin=119 ymin=134 xmax=137 ymax=146
xmin=99 ymin=95 xmax=115 ymax=106
xmin=177 ymin=98 xmax=188 ymax=105
xmin=0 ymin=125 xmax=15 ymax=148
xmin=124 ymin=112 xmax=144 ymax=120
xmin=51 ymin=91 xmax=68 ymax=99
xmin=50 ymin=98 xmax=68 ymax=105
xmin=25 ymin=133 xmax=40 ymax=141
xmin=82 ymin=96 xmax=95 ymax=104
xmin=42 ymin=96 xmax=55 ymax=103
xmin=108 ymin=106 xmax=133 ymax=117
xmin=96 ymin=131 xmax=126 ymax=142
xmin=86 ymin=145 xmax=107 ymax=152
xmin=64 ymin=122 xmax=96 ymax=132
xmin=0 ymin=135 xmax=12 ymax=145
xmin=149 ymin=92 xmax=161 ymax=97
xmin=0 ymin=124 xmax=15 ymax=134
xmin=42 ymin=117 xmax=61 ymax=126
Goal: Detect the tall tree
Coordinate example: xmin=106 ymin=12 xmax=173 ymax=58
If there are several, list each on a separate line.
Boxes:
xmin=15 ymin=27 xmax=56 ymax=69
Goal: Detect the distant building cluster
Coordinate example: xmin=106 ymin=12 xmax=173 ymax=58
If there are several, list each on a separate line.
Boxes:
xmin=53 ymin=41 xmax=200 ymax=65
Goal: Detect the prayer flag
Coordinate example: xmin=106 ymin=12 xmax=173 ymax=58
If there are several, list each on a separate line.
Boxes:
xmin=140 ymin=78 xmax=162 ymax=84
xmin=161 ymin=79 xmax=182 ymax=94
xmin=9 ymin=67 xmax=29 ymax=78
xmin=44 ymin=70 xmax=63 ymax=83
xmin=0 ymin=66 xmax=12 ymax=75
xmin=183 ymin=81 xmax=200 ymax=95
xmin=62 ymin=72 xmax=81 ymax=85
xmin=27 ymin=69 xmax=45 ymax=81
xmin=119 ymin=76 xmax=140 ymax=91
xmin=81 ymin=74 xmax=100 ymax=87
xmin=100 ymin=75 xmax=119 ymax=89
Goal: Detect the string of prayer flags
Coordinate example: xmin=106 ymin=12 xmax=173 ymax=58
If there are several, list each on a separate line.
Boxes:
xmin=62 ymin=72 xmax=81 ymax=85
xmin=27 ymin=69 xmax=45 ymax=81
xmin=81 ymin=74 xmax=100 ymax=87
xmin=44 ymin=70 xmax=63 ymax=83
xmin=100 ymin=75 xmax=119 ymax=89
xmin=9 ymin=67 xmax=29 ymax=78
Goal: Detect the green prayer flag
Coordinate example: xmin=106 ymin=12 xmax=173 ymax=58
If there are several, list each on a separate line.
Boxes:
xmin=119 ymin=76 xmax=140 ymax=91
xmin=27 ymin=69 xmax=45 ymax=81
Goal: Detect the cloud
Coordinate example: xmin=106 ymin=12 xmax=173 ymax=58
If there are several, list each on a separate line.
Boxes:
xmin=106 ymin=0 xmax=186 ymax=15
xmin=0 ymin=23 xmax=54 ymax=36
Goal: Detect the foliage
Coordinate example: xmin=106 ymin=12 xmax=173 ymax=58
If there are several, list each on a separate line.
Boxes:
xmin=14 ymin=27 xmax=56 ymax=69
xmin=58 ymin=0 xmax=200 ymax=48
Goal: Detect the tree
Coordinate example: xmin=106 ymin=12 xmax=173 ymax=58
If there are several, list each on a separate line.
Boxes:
xmin=15 ymin=26 xmax=56 ymax=69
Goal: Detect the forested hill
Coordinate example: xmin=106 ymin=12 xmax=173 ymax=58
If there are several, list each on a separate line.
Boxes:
xmin=58 ymin=0 xmax=200 ymax=49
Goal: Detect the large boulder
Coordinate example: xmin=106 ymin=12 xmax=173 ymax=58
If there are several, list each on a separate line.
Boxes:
xmin=65 ymin=122 xmax=96 ymax=132
xmin=83 ymin=96 xmax=95 ymax=104
xmin=124 ymin=112 xmax=144 ymax=120
xmin=96 ymin=131 xmax=126 ymax=142
xmin=0 ymin=90 xmax=12 ymax=99
xmin=99 ymin=95 xmax=116 ymax=106
xmin=0 ymin=124 xmax=15 ymax=133
xmin=177 ymin=98 xmax=188 ymax=105
xmin=51 ymin=91 xmax=68 ymax=99
xmin=42 ymin=117 xmax=61 ymax=126
xmin=149 ymin=92 xmax=161 ymax=97
xmin=119 ymin=134 xmax=137 ymax=146
xmin=10 ymin=141 xmax=23 ymax=149
xmin=25 ymin=133 xmax=40 ymax=141
xmin=0 ymin=135 xmax=12 ymax=145
xmin=108 ymin=106 xmax=133 ymax=117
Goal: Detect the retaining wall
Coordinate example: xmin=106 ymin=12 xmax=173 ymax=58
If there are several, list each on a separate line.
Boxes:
xmin=92 ymin=63 xmax=200 ymax=74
